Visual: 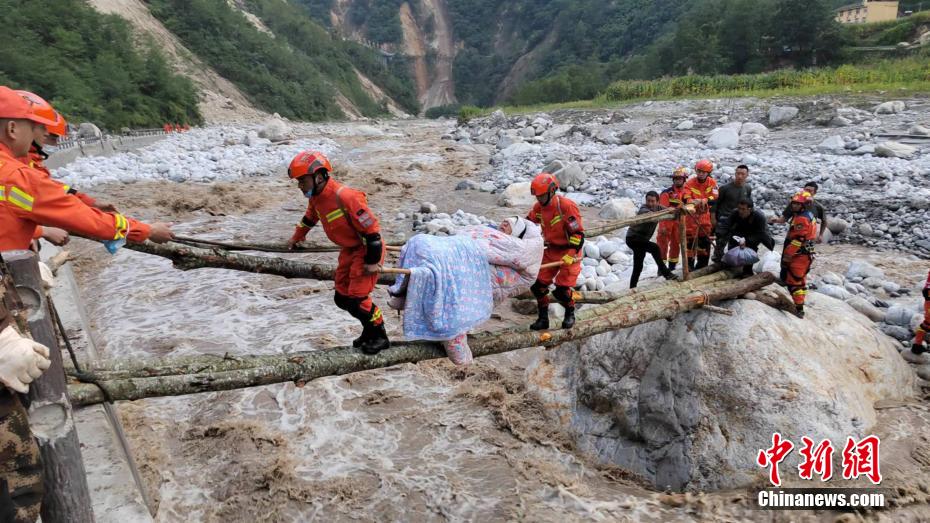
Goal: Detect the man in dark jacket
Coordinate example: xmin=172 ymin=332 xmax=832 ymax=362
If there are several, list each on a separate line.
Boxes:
xmin=722 ymin=199 xmax=775 ymax=276
xmin=625 ymin=191 xmax=678 ymax=288
xmin=713 ymin=164 xmax=752 ymax=262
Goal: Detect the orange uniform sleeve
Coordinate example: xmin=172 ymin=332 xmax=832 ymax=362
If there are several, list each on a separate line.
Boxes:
xmin=561 ymin=198 xmax=585 ymax=250
xmin=291 ymin=203 xmax=318 ymax=242
xmin=341 ymin=189 xmax=380 ymax=236
xmin=33 ymin=226 xmax=44 ymax=239
xmin=6 ymin=167 xmax=150 ymax=243
xmin=75 ymin=192 xmax=97 ymax=208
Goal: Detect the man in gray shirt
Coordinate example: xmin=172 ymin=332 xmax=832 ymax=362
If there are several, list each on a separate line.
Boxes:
xmin=713 ymin=164 xmax=752 ymax=261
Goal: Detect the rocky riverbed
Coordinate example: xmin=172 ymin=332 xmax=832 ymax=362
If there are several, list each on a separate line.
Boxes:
xmin=49 ymin=96 xmax=930 ymax=521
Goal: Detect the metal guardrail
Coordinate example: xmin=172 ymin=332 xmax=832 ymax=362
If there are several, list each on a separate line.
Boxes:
xmin=53 ymin=128 xmax=169 ymax=155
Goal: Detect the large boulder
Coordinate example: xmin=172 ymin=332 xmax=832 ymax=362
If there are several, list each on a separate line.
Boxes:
xmin=875 ymin=141 xmax=917 ymax=159
xmin=706 ymin=127 xmax=740 ymax=149
xmin=598 ymin=198 xmax=638 ymax=220
xmin=548 ymin=161 xmax=587 ymax=189
xmin=500 ymin=142 xmax=540 ymax=158
xmin=257 ymin=118 xmax=290 ymax=141
xmin=77 ymin=123 xmax=102 ymax=139
xmin=768 ymin=106 xmax=799 ymax=126
xmin=739 ymin=122 xmax=769 ymax=136
xmin=874 ymin=101 xmax=906 ymax=115
xmin=846 ymin=260 xmax=884 ymax=281
xmin=817 ymin=135 xmax=846 ymax=153
xmin=846 ymin=296 xmax=886 ymax=322
xmin=497 ymin=182 xmax=535 ymax=207
xmin=527 ymin=294 xmax=915 ymax=491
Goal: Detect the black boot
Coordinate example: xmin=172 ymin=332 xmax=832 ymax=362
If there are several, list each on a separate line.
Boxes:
xmin=661 ymin=269 xmax=679 ymax=281
xmin=668 ymin=261 xmax=677 ymax=271
xmin=360 ymin=323 xmax=390 ymax=355
xmin=530 ymin=306 xmax=550 ymax=331
xmin=561 ymin=306 xmax=576 ymax=329
xmin=352 ymin=333 xmax=365 ymax=348
xmin=695 ymin=255 xmax=710 ymax=270
xmin=913 ymin=343 xmax=928 ymax=355
xmin=794 ymin=305 xmax=805 ymax=319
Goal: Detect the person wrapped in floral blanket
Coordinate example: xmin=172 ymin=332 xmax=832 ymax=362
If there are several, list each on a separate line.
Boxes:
xmin=388 ymin=217 xmax=543 ymax=365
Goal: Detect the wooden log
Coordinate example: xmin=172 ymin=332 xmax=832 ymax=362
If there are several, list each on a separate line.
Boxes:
xmin=586 ymin=206 xmax=692 ymax=238
xmin=679 ymin=211 xmax=690 ymax=281
xmin=5 ymin=250 xmax=94 ymax=523
xmin=67 ymin=273 xmax=773 ymax=406
xmin=127 ymin=241 xmax=398 ymax=285
xmin=171 ymin=236 xmax=405 ymax=253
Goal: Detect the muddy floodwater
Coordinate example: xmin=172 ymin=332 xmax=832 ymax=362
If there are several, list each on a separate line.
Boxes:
xmin=63 ymin=117 xmax=930 ymax=522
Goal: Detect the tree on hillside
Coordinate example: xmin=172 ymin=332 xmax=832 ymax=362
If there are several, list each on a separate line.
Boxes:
xmin=774 ymin=0 xmax=845 ymax=66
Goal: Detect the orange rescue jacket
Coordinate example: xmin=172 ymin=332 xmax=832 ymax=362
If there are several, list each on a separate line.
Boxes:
xmin=526 ymin=195 xmax=584 ymax=251
xmin=290 ymin=179 xmax=380 ymax=248
xmin=0 ymin=144 xmax=150 ymax=251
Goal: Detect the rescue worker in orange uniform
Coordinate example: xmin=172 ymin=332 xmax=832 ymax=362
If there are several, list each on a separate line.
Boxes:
xmin=911 ymin=270 xmax=930 ymax=355
xmin=0 ymin=86 xmax=174 ymax=252
xmin=286 ymin=151 xmax=389 ymax=354
xmin=782 ymin=191 xmax=817 ymax=319
xmin=526 ymin=172 xmax=584 ymax=331
xmin=657 ymin=167 xmax=690 ymax=271
xmin=683 ymin=159 xmax=718 ymax=270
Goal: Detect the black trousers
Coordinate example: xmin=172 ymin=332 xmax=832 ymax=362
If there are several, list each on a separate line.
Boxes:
xmin=626 ymin=238 xmax=667 ymax=288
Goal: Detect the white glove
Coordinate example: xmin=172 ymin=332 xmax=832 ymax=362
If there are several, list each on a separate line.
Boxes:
xmin=38 ymin=261 xmax=56 ymax=290
xmin=0 ymin=325 xmax=52 ymax=393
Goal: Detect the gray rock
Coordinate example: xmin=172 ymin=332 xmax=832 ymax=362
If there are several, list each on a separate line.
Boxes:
xmin=885 ymin=305 xmax=915 ymax=327
xmin=817 ymin=135 xmax=846 ymax=153
xmin=846 ymin=296 xmax=886 ymax=322
xmin=816 ymin=284 xmax=851 ymax=301
xmin=862 ymin=276 xmax=884 ymax=289
xmin=676 ymin=120 xmax=695 ymax=130
xmin=827 ymin=218 xmax=848 ymax=235
xmin=527 ymin=294 xmax=914 ymax=491
xmin=768 ymin=106 xmax=799 ymax=126
xmin=874 ymin=101 xmax=906 ymax=115
xmin=542 ymin=124 xmax=573 ymax=140
xmin=706 ymin=127 xmax=740 ymax=149
xmin=820 ymin=271 xmax=844 ymax=286
xmin=77 ymin=122 xmax=102 ymax=139
xmin=858 ymin=223 xmax=874 ymax=237
xmin=488 ymin=109 xmax=507 ymax=127
xmin=584 ymin=243 xmax=601 ymax=260
xmin=500 ymin=142 xmax=540 ymax=158
xmin=497 ymin=182 xmax=535 ymax=208
xmin=846 ymin=260 xmax=884 ymax=280
xmin=608 ymin=145 xmax=642 ymax=159
xmin=553 ymin=162 xmax=587 ymax=188
xmin=882 ymin=281 xmax=901 ymax=294
xmin=455 ymin=180 xmax=479 ymax=191
xmin=909 ymin=124 xmax=930 ymax=137
xmin=740 ymin=122 xmax=769 ymax=136
xmin=420 ymin=202 xmax=438 ymax=214
xmin=880 ymin=324 xmax=912 ymax=341
xmin=598 ymin=198 xmax=638 ymax=220
xmin=519 ymin=126 xmax=537 ymax=138
xmin=607 ymin=251 xmax=629 ymax=265
xmin=598 ymin=240 xmax=620 ymax=259
xmin=875 ymin=141 xmax=917 ymax=159
xmin=852 ymin=144 xmax=876 ymax=156
xmin=257 ymin=118 xmax=290 ymax=141
xmin=830 ymin=116 xmax=852 ymax=127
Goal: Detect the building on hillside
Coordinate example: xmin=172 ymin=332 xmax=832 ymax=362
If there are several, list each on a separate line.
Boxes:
xmin=835 ymin=1 xmax=900 ymax=24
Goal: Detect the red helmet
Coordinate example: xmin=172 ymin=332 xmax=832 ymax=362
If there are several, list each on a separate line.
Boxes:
xmin=694 ymin=159 xmax=714 ymax=174
xmin=791 ymin=191 xmax=813 ymax=205
xmin=530 ymin=172 xmax=559 ymax=196
xmin=672 ymin=166 xmax=689 ymax=179
xmin=288 ymin=150 xmax=332 ymax=179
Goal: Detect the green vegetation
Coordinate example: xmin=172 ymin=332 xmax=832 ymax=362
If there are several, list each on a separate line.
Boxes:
xmin=345 ymin=0 xmax=405 ymax=44
xmin=244 ymin=0 xmax=418 ymax=115
xmin=146 ymin=0 xmax=418 ymax=121
xmin=841 ymin=11 xmax=930 ymax=46
xmin=602 ymin=54 xmax=930 ymax=101
xmin=0 ymin=0 xmax=201 ymax=129
xmin=456 ymin=105 xmax=484 ymax=125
